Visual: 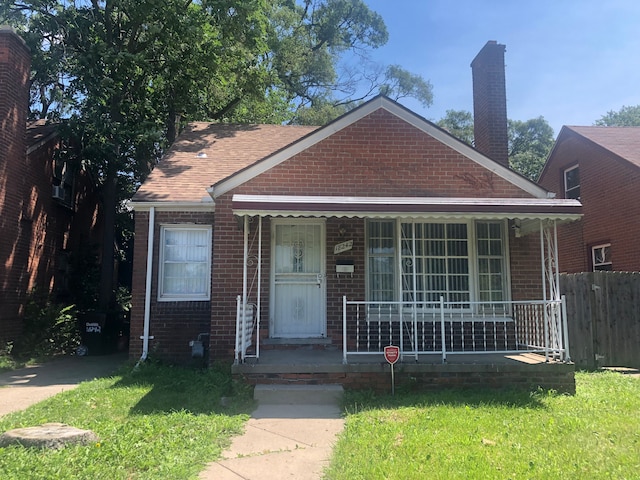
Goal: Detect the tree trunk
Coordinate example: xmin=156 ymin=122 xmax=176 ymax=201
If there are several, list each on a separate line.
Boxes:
xmin=97 ymin=169 xmax=118 ymax=311
xmin=166 ymin=103 xmax=180 ymax=145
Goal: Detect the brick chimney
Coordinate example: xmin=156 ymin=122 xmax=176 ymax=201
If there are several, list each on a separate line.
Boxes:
xmin=471 ymin=40 xmax=509 ymax=168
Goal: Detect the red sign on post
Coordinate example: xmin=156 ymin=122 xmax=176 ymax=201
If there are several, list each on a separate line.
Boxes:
xmin=384 ymin=345 xmax=400 ymax=365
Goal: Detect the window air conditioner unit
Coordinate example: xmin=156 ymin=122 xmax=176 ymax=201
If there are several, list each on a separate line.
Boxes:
xmin=52 ymin=185 xmax=65 ymax=201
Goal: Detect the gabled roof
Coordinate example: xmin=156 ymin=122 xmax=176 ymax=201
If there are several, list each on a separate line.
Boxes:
xmin=26 ymin=120 xmax=58 ymax=155
xmin=132 ymin=96 xmax=554 ymax=209
xmin=556 ymin=126 xmax=640 ymax=168
xmin=132 ymin=123 xmax=318 ymax=204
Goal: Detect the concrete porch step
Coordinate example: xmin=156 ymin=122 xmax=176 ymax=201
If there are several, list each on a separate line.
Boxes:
xmin=254 ymin=384 xmax=344 ymax=406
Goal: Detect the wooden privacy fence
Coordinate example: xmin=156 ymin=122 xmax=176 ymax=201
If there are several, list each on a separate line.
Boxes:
xmin=561 ymin=272 xmax=640 ymax=369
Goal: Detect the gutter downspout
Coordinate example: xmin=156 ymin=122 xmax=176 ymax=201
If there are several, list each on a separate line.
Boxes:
xmin=138 ymin=206 xmax=155 ymax=364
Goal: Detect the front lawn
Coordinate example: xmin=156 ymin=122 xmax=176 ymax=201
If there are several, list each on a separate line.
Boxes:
xmin=0 ymin=361 xmax=253 ymax=479
xmin=326 ymin=371 xmax=640 ymax=479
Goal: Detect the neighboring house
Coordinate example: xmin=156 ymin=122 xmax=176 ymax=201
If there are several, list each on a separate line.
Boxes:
xmin=539 ymin=126 xmax=640 ymax=272
xmin=0 ymin=28 xmax=102 ymax=348
xmin=129 ymin=42 xmax=580 ymax=392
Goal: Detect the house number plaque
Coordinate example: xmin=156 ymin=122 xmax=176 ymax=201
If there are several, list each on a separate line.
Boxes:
xmin=334 ymin=240 xmax=353 ymax=255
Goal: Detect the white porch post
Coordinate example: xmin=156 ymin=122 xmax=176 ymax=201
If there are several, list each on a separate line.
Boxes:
xmin=256 ymin=216 xmax=262 ymax=361
xmin=411 ymin=223 xmax=418 ymax=362
xmin=241 ymin=215 xmax=249 ymax=362
xmin=540 ymin=219 xmax=563 ymax=361
xmin=342 ymin=295 xmax=348 ymax=364
xmin=540 ymin=220 xmax=549 ymax=361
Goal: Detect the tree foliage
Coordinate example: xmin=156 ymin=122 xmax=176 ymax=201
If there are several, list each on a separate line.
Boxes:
xmin=508 ymin=117 xmax=555 ymax=181
xmin=436 ymin=109 xmax=474 ymax=145
xmin=2 ymin=0 xmax=433 ymax=308
xmin=595 ymin=105 xmax=640 ymax=126
xmin=437 ymin=110 xmax=554 ymax=181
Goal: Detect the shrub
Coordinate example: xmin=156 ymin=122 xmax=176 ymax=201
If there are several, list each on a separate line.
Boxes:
xmin=14 ymin=290 xmax=80 ymax=358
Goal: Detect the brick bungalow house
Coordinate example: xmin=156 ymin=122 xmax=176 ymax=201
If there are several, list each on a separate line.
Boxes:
xmin=0 ymin=28 xmax=102 ymax=348
xmin=129 ymin=41 xmax=581 ymax=391
xmin=539 ymin=126 xmax=640 ymax=272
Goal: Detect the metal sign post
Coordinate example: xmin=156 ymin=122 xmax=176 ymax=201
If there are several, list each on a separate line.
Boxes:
xmin=384 ymin=345 xmax=400 ymax=395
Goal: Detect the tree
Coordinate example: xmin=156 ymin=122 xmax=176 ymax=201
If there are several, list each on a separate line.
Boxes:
xmin=508 ymin=117 xmax=554 ymax=181
xmin=437 ymin=111 xmax=554 ymax=181
xmin=4 ymin=0 xmax=433 ymax=310
xmin=595 ymin=105 xmax=640 ymax=126
xmin=436 ymin=109 xmax=474 ymax=145
xmin=4 ymin=0 xmax=275 ymax=310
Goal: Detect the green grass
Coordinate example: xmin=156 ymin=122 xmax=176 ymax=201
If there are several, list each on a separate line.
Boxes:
xmin=0 ymin=361 xmax=254 ymax=479
xmin=326 ymin=371 xmax=640 ymax=479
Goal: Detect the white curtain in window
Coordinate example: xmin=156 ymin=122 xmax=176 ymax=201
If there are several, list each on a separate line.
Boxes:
xmin=163 ymin=229 xmax=209 ymax=295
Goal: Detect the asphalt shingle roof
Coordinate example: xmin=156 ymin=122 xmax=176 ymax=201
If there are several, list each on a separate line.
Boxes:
xmin=132 ymin=123 xmax=318 ymax=203
xmin=566 ymin=126 xmax=640 ymax=168
xmin=26 ymin=120 xmax=57 ymax=149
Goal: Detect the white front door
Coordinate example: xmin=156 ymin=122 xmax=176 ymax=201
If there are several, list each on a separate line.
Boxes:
xmin=271 ymin=220 xmax=326 ymax=338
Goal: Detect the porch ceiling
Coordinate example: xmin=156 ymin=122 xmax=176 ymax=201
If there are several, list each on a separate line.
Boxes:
xmin=232 ymin=194 xmax=582 ymax=230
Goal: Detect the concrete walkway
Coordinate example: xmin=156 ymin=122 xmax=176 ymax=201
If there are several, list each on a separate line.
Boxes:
xmin=200 ymin=403 xmax=344 ymax=480
xmin=0 ymin=353 xmax=127 ymax=417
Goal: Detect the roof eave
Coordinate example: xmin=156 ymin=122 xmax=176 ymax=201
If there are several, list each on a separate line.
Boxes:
xmin=129 ymin=199 xmax=215 ymax=212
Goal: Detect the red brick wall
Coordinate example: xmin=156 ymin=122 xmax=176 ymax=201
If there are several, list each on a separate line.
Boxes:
xmin=235 ymin=364 xmax=576 ymax=394
xmin=130 ymin=210 xmax=214 ymax=363
xmin=539 ymin=133 xmax=640 ymax=272
xmin=0 ymin=29 xmax=31 ymax=343
xmin=235 ymin=110 xmax=529 ymax=198
xmin=509 ymin=232 xmax=545 ymax=300
xmin=0 ymin=29 xmax=103 ymax=348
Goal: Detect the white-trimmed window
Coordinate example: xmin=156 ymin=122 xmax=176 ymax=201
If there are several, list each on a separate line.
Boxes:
xmin=592 ymin=243 xmax=612 ymax=271
xmin=564 ymin=165 xmax=580 ymax=199
xmin=366 ymin=220 xmax=509 ymax=310
xmin=367 ymin=220 xmax=396 ymax=306
xmin=401 ymin=222 xmax=470 ymax=307
xmin=158 ymin=225 xmax=212 ymax=301
xmin=476 ymin=222 xmax=506 ymax=303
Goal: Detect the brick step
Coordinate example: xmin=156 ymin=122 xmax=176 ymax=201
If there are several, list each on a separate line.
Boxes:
xmin=254 ymin=384 xmax=344 ymax=406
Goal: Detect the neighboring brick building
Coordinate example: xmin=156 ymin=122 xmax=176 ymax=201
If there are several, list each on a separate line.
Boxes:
xmin=0 ymin=28 xmax=102 ymax=348
xmin=539 ymin=126 xmax=640 ymax=272
xmin=129 ymin=43 xmax=582 ymax=375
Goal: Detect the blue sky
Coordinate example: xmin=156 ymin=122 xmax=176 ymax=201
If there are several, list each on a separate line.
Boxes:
xmin=362 ymin=0 xmax=640 ymax=135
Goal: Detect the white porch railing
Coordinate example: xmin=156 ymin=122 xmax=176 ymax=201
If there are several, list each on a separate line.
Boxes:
xmin=342 ymin=296 xmax=570 ymax=364
xmin=234 ymin=296 xmax=257 ymax=364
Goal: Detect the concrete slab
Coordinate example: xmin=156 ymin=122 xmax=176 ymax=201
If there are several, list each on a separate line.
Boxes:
xmin=207 ymin=446 xmax=335 ymax=480
xmin=254 ymin=384 xmax=344 ymax=405
xmin=0 ymin=353 xmax=127 ymax=417
xmin=200 ymin=403 xmax=344 ymax=480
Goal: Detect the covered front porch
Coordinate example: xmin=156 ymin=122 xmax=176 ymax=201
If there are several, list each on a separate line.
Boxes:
xmin=230 ymin=195 xmax=580 ymax=390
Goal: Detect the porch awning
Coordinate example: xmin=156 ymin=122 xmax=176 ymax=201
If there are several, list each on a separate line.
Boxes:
xmin=232 ymin=194 xmax=582 ymax=224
